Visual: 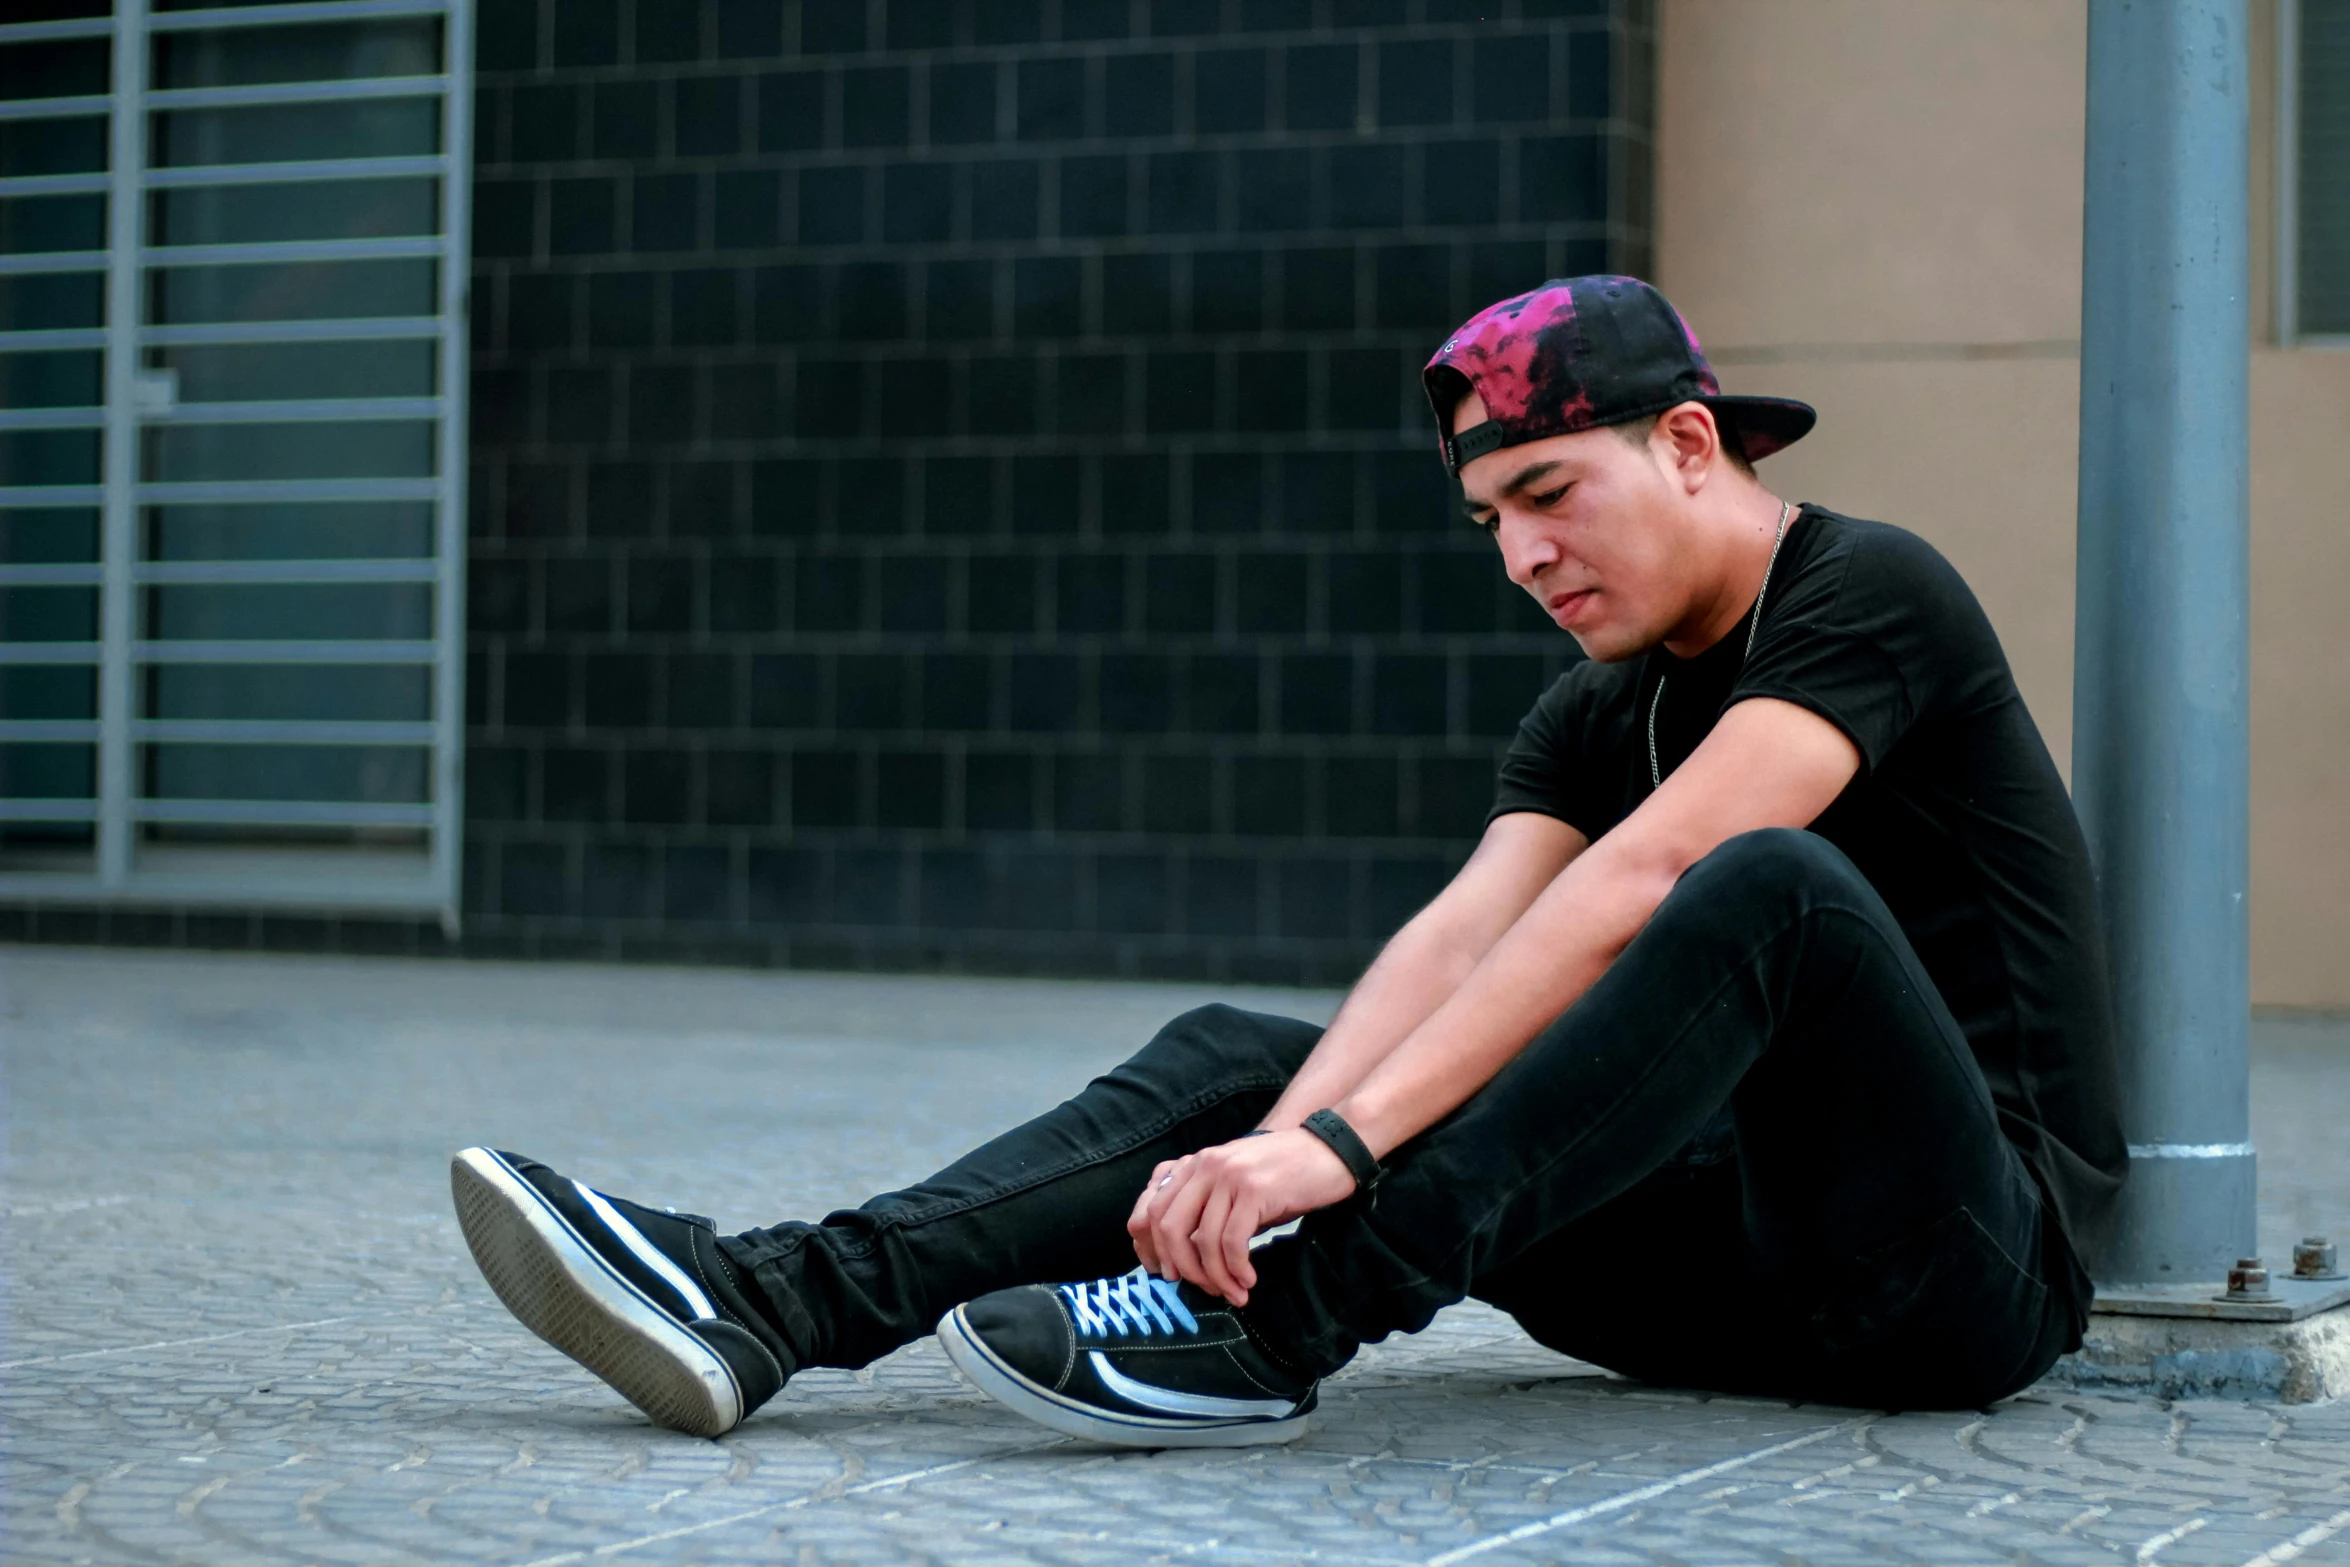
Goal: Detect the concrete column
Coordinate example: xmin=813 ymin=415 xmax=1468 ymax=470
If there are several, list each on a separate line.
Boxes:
xmin=2072 ymin=0 xmax=2254 ymax=1284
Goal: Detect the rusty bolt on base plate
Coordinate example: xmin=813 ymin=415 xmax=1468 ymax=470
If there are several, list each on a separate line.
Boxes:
xmin=2219 ymin=1258 xmax=2273 ymax=1302
xmin=2293 ymin=1236 xmax=2344 ymax=1281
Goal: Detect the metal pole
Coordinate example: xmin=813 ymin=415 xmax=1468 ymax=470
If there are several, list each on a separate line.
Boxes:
xmin=96 ymin=0 xmax=148 ymax=889
xmin=434 ymin=0 xmax=476 ymax=939
xmin=2073 ymin=0 xmax=2254 ymax=1284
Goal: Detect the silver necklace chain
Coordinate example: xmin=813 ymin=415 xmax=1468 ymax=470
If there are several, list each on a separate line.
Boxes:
xmin=1647 ymin=500 xmax=1795 ymax=792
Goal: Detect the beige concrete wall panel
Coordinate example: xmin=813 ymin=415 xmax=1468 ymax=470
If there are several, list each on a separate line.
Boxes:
xmin=1655 ymin=0 xmax=2087 ymax=348
xmin=1726 ymin=346 xmax=2350 ymax=1009
xmin=1654 ymin=0 xmax=2348 ymax=1005
xmin=2248 ymin=348 xmax=2350 ymax=1006
xmin=1741 ymin=358 xmax=2082 ymax=763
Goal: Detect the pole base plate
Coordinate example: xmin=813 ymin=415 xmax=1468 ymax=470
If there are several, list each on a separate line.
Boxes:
xmin=2092 ymin=1275 xmax=2350 ymax=1323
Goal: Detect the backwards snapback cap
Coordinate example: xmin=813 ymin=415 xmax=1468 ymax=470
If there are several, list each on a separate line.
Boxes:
xmin=1424 ymin=275 xmax=1816 ymax=476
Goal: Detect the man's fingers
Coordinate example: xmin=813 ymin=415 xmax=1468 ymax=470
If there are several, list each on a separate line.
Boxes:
xmin=1208 ymin=1186 xmax=1262 ymax=1304
xmin=1190 ymin=1185 xmax=1239 ymax=1301
xmin=1151 ymin=1174 xmax=1212 ymax=1287
xmin=1129 ymin=1159 xmax=1182 ymax=1271
xmin=1156 ymin=1188 xmax=1212 ymax=1287
xmin=1127 ymin=1161 xmax=1176 ymax=1236
xmin=1130 ymin=1156 xmax=1188 ymax=1239
xmin=1220 ymin=1194 xmax=1260 ymax=1299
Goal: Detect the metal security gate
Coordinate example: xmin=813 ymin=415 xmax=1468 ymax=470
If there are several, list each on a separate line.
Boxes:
xmin=0 ymin=0 xmax=471 ymax=929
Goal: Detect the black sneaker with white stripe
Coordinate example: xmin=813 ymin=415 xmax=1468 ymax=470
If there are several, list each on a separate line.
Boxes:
xmin=450 ymin=1148 xmax=793 ymax=1438
xmin=938 ymin=1267 xmax=1317 ymax=1447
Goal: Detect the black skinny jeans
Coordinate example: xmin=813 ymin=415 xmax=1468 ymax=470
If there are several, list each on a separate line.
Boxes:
xmin=719 ymin=829 xmax=2082 ymax=1410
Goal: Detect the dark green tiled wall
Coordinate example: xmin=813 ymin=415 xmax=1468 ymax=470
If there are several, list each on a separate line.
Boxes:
xmin=453 ymin=0 xmax=1651 ymax=982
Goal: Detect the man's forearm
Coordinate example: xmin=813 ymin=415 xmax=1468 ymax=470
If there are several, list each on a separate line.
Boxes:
xmin=1334 ymin=834 xmax=1679 ymax=1158
xmin=1256 ymin=914 xmax=1484 ymax=1131
xmin=1252 ymin=815 xmax=1585 ymax=1133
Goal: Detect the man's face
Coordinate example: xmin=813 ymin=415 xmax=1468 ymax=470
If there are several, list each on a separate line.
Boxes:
xmin=1455 ymin=397 xmax=1707 ymax=663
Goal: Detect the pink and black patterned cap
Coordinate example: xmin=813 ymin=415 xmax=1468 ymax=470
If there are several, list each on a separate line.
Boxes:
xmin=1423 ymin=276 xmax=1815 ymax=476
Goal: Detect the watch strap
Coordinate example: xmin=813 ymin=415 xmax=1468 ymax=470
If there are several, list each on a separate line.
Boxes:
xmin=1300 ymin=1108 xmax=1384 ymax=1192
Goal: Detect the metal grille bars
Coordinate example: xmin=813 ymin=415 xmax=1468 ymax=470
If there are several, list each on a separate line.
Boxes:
xmin=0 ymin=0 xmax=473 ymax=929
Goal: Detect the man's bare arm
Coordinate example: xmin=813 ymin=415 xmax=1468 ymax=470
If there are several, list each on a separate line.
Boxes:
xmin=1256 ymin=812 xmax=1587 ymax=1132
xmin=1334 ymin=697 xmax=1862 ymax=1157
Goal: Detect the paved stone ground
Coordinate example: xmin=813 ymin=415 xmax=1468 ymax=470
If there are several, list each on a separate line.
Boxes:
xmin=2 ymin=945 xmax=2345 ymax=1567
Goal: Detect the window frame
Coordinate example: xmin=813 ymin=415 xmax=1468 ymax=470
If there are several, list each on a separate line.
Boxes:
xmin=2278 ymin=0 xmax=2350 ymax=346
xmin=0 ymin=0 xmax=475 ymax=931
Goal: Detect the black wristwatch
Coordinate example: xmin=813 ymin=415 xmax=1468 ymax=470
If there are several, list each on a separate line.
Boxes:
xmin=1300 ymin=1108 xmax=1385 ymax=1192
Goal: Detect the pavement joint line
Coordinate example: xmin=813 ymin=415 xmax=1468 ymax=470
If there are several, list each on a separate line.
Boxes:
xmin=1421 ymin=1415 xmax=1874 ymax=1566
xmin=2241 ymin=1507 xmax=2350 ymax=1567
xmin=2135 ymin=1515 xmax=2209 ymax=1561
xmin=505 ymin=1438 xmax=1070 ymax=1567
xmin=0 ymin=1302 xmax=460 ymax=1370
xmin=965 ymin=1522 xmax=1425 ymax=1564
xmin=1298 ymin=1451 xmax=1608 ymax=1485
xmin=0 ymin=1194 xmax=132 ymax=1218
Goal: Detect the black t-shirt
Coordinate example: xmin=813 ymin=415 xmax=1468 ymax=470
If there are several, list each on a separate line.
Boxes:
xmin=1490 ymin=505 xmax=2126 ymax=1271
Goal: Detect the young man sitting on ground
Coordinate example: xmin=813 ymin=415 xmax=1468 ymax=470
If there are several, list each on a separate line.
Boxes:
xmin=450 ymin=276 xmax=2126 ymax=1444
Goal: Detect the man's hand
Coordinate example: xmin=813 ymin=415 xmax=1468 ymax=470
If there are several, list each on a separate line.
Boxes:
xmin=1126 ymin=1130 xmax=1359 ymax=1305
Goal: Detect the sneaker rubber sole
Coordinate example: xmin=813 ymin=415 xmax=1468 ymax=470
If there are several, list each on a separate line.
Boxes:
xmin=935 ymin=1304 xmax=1309 ymax=1449
xmin=450 ymin=1148 xmax=742 ymax=1438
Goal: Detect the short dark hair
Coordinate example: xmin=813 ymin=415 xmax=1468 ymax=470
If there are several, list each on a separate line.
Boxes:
xmin=1613 ymin=406 xmax=1756 ymax=477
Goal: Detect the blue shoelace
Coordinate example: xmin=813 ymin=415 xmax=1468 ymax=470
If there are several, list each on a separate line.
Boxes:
xmin=1058 ymin=1267 xmax=1200 ymax=1340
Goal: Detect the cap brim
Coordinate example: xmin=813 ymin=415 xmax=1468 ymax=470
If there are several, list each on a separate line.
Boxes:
xmin=1697 ymin=395 xmax=1816 ymax=462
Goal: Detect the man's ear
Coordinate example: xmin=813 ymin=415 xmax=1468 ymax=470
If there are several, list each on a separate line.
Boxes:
xmin=1655 ymin=402 xmax=1726 ymax=492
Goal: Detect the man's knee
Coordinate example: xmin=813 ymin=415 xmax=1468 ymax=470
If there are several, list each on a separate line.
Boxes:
xmin=1649 ymin=829 xmax=1883 ymax=953
xmin=1139 ymin=1003 xmax=1321 ymax=1085
xmin=1682 ymin=827 xmax=1864 ymax=902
